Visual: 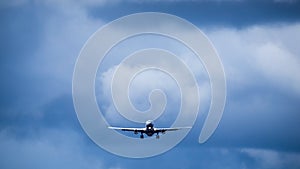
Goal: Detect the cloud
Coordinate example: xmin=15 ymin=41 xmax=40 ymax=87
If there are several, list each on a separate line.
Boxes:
xmin=0 ymin=128 xmax=104 ymax=169
xmin=96 ymin=64 xmax=182 ymax=126
xmin=1 ymin=0 xmax=300 ymax=168
xmin=0 ymin=2 xmax=108 ymax=168
xmin=0 ymin=0 xmax=105 ymax=134
xmin=201 ymin=23 xmax=300 ymax=151
xmin=7 ymin=0 xmax=104 ymax=105
xmin=242 ymin=148 xmax=300 ymax=169
xmin=94 ymin=33 xmax=211 ymax=126
xmin=206 ymin=23 xmax=300 ymax=95
xmin=106 ymin=147 xmax=300 ymax=169
xmin=93 ymin=21 xmax=300 ymax=153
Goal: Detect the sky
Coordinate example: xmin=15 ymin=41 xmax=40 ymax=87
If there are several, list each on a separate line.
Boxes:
xmin=1 ymin=0 xmax=300 ymax=168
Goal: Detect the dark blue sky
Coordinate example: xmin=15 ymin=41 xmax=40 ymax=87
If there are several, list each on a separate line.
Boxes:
xmin=90 ymin=0 xmax=300 ymax=27
xmin=1 ymin=0 xmax=300 ymax=169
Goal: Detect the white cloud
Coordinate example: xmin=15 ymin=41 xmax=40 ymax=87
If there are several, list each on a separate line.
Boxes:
xmin=95 ymin=22 xmax=300 ymax=134
xmin=96 ymin=65 xmax=182 ymax=123
xmin=95 ymin=51 xmax=211 ymax=125
xmin=206 ymin=23 xmax=300 ymax=95
xmin=255 ymin=42 xmax=300 ymax=92
xmin=25 ymin=0 xmax=105 ymax=104
xmin=241 ymin=148 xmax=300 ymax=169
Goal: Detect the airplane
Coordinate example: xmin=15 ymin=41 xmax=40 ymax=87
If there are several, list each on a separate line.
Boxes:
xmin=108 ymin=120 xmax=191 ymax=139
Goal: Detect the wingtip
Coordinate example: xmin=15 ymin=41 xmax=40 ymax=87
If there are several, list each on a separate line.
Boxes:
xmin=181 ymin=126 xmax=192 ymax=129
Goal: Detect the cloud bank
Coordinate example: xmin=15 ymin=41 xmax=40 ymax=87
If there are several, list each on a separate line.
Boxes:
xmin=0 ymin=0 xmax=300 ymax=168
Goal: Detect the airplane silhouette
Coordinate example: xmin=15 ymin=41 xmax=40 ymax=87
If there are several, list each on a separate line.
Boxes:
xmin=108 ymin=120 xmax=191 ymax=139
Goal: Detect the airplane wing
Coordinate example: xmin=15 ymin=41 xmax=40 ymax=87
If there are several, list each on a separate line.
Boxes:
xmin=108 ymin=127 xmax=145 ymax=132
xmin=154 ymin=127 xmax=191 ymax=133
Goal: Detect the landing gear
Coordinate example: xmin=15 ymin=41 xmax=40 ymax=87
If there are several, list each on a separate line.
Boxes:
xmin=140 ymin=134 xmax=144 ymax=139
xmin=156 ymin=134 xmax=160 ymax=139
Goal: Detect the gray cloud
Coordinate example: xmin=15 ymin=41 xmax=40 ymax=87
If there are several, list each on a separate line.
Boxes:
xmin=1 ymin=0 xmax=300 ymax=168
xmin=203 ymin=23 xmax=300 ymax=151
xmin=0 ymin=128 xmax=104 ymax=169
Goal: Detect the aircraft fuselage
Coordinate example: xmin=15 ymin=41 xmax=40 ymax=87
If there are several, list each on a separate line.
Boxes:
xmin=144 ymin=121 xmax=155 ymax=136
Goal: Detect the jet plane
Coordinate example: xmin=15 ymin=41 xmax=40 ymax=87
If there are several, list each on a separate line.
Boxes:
xmin=108 ymin=120 xmax=191 ymax=139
